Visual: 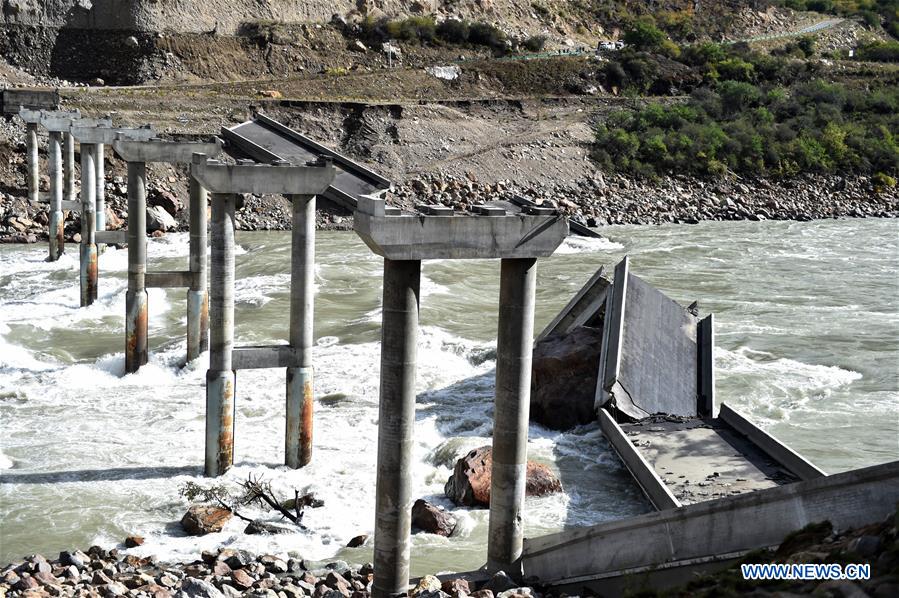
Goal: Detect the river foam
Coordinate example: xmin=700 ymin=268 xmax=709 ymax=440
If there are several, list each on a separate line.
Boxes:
xmin=1 ymin=220 xmax=896 ymax=570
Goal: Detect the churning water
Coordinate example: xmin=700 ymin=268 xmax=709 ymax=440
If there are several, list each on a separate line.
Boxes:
xmin=1 ymin=219 xmax=897 ymax=574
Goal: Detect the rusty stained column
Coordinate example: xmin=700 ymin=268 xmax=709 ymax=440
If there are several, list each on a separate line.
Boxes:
xmin=25 ymin=121 xmax=38 ymax=204
xmin=372 ymin=258 xmax=421 ymax=598
xmin=95 ymin=142 xmax=106 ymax=236
xmin=186 ymin=168 xmax=209 ymax=362
xmin=79 ymin=143 xmax=98 ymax=307
xmin=64 ymin=132 xmax=75 ymax=203
xmin=286 ymin=193 xmax=315 ymax=468
xmin=205 ymin=192 xmax=236 ymax=477
xmin=125 ymin=161 xmax=148 ymax=374
xmin=487 ymin=257 xmax=538 ymax=576
xmin=47 ymin=131 xmax=64 ymax=261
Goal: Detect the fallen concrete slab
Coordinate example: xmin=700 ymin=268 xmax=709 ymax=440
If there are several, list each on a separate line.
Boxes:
xmin=521 ymin=459 xmax=899 ymax=593
xmin=536 ymin=266 xmax=609 ymax=342
xmin=596 ymin=256 xmax=714 ymax=420
xmin=222 ymin=114 xmax=391 ymax=211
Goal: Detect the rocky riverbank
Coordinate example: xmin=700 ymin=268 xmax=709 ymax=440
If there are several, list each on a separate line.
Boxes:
xmin=2 ymin=169 xmax=896 ymax=245
xmin=2 ymin=505 xmax=897 ymax=598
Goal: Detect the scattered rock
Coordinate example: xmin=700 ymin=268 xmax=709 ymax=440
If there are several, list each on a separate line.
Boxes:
xmin=124 ymin=536 xmax=144 ymax=548
xmin=146 ymin=205 xmax=177 ymax=232
xmin=411 ymin=575 xmax=442 ymax=597
xmin=345 ymin=534 xmax=368 ymax=548
xmin=180 ymin=577 xmax=225 ymax=598
xmin=483 ymin=571 xmax=517 ymax=595
xmin=441 ymin=578 xmax=470 ymax=597
xmin=411 ymin=499 xmax=457 ymax=536
xmin=148 ymin=189 xmax=183 ymax=217
xmin=229 ymin=569 xmax=253 ymax=591
xmin=444 ymin=446 xmax=563 ymax=507
xmin=244 ymin=520 xmax=293 ymax=535
xmin=180 ymin=505 xmax=232 ymax=536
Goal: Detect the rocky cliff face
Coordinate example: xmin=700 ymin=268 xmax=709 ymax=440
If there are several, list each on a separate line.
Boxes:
xmin=2 ymin=0 xmax=520 ymax=34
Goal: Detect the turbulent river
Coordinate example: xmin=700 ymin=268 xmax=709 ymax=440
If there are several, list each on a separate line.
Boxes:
xmin=1 ymin=219 xmax=897 ymax=572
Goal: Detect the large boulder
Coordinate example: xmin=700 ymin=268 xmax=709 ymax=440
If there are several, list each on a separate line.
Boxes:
xmin=148 ymin=189 xmax=183 ymax=217
xmin=411 ymin=499 xmax=456 ymax=536
xmin=530 ymin=325 xmax=604 ymax=430
xmin=180 ymin=505 xmax=232 ymax=536
xmin=146 ymin=205 xmax=177 ymax=233
xmin=444 ymin=446 xmax=562 ymax=507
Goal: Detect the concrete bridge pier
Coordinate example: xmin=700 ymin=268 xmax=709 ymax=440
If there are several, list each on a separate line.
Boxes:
xmin=79 ymin=143 xmax=98 ymax=306
xmin=187 ymin=171 xmax=209 ymax=363
xmin=488 ymin=257 xmax=538 ymax=576
xmin=95 ymin=142 xmax=106 ymax=235
xmin=286 ymin=193 xmax=316 ymax=468
xmin=47 ymin=131 xmax=64 ymax=261
xmin=353 ymin=195 xmax=567 ymax=595
xmin=25 ymin=121 xmax=38 ymax=204
xmin=206 ymin=192 xmax=237 ymax=477
xmin=125 ymin=161 xmax=148 ymax=374
xmin=372 ymin=258 xmax=421 ymax=598
xmin=189 ymin=157 xmax=333 ymax=476
xmin=64 ymin=132 xmax=75 ymax=203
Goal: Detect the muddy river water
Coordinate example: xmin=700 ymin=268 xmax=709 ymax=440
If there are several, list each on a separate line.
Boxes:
xmin=1 ymin=218 xmax=896 ymax=573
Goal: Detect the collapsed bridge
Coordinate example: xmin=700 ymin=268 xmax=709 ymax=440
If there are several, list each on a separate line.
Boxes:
xmin=9 ymin=98 xmax=899 ymax=597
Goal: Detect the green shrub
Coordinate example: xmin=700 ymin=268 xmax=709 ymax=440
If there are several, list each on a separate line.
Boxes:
xmin=436 ymin=19 xmax=469 ymax=44
xmin=592 ymin=76 xmax=899 ymax=179
xmin=522 ymin=35 xmax=547 ymax=52
xmin=873 ymin=171 xmax=897 ymax=191
xmin=468 ymin=22 xmax=507 ymax=48
xmin=623 ymin=18 xmax=666 ymax=51
xmin=856 ymin=40 xmax=899 ymax=62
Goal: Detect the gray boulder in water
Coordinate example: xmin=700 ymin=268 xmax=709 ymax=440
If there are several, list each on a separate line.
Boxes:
xmin=530 ymin=325 xmax=604 ymax=430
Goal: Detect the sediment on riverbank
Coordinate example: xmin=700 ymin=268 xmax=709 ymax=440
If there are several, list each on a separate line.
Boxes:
xmin=2 ymin=506 xmax=897 ymax=598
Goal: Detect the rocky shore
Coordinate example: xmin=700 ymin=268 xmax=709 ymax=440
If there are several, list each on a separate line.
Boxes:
xmin=0 ymin=545 xmax=541 ymax=598
xmin=3 ymin=505 xmax=897 ymax=598
xmin=2 ymin=168 xmax=895 ymax=246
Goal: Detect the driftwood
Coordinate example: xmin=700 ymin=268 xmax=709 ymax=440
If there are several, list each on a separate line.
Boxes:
xmin=178 ymin=475 xmax=324 ymax=531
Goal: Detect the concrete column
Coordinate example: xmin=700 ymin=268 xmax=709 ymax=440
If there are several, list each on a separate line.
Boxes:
xmin=487 ymin=258 xmax=538 ymax=576
xmin=25 ymin=122 xmax=38 ymax=204
xmin=286 ymin=194 xmax=315 ymax=469
xmin=64 ymin=132 xmax=75 ymax=203
xmin=187 ymin=170 xmax=209 ymax=363
xmin=95 ymin=142 xmax=106 ymax=234
xmin=47 ymin=131 xmax=64 ymax=261
xmin=372 ymin=258 xmax=420 ymax=598
xmin=125 ymin=161 xmax=148 ymax=374
xmin=79 ymin=144 xmax=98 ymax=307
xmin=205 ymin=193 xmax=236 ymax=477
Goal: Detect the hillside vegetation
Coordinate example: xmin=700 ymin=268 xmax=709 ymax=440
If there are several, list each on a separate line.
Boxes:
xmin=592 ymin=16 xmax=899 ymax=183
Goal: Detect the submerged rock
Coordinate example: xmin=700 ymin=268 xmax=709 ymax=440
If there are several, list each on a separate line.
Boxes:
xmin=444 ymin=446 xmax=562 ymax=507
xmin=411 ymin=499 xmax=457 ymax=536
xmin=530 ymin=325 xmax=604 ymax=430
xmin=180 ymin=504 xmax=232 ymax=536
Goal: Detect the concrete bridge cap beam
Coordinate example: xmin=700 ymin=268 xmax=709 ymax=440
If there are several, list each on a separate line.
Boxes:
xmin=71 ymin=124 xmax=154 ymax=144
xmin=354 ymin=212 xmax=569 ymax=260
xmin=113 ymin=138 xmax=223 ymax=164
xmin=190 ymin=157 xmax=335 ymax=195
xmin=34 ymin=109 xmax=82 ymax=131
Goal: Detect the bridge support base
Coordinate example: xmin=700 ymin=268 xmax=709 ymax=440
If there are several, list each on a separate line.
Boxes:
xmin=79 ymin=144 xmax=97 ymax=306
xmin=487 ymin=258 xmax=538 ymax=576
xmin=286 ymin=193 xmax=316 ymax=468
xmin=205 ymin=192 xmax=236 ymax=476
xmin=187 ymin=171 xmax=209 ymax=362
xmin=48 ymin=131 xmax=64 ymax=261
xmin=372 ymin=258 xmax=421 ymax=598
